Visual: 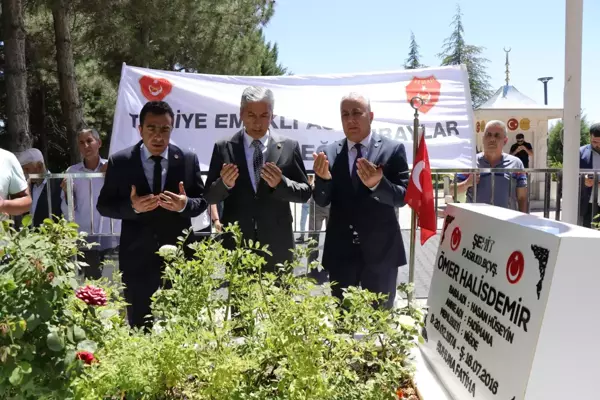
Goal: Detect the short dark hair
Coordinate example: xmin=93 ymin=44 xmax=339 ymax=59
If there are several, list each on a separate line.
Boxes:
xmin=139 ymin=101 xmax=174 ymax=126
xmin=590 ymin=123 xmax=600 ymax=137
xmin=516 ymin=133 xmax=524 ymax=139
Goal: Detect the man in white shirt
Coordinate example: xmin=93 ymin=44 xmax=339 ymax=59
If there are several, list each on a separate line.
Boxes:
xmin=61 ymin=128 xmax=121 ymax=279
xmin=15 ymin=148 xmax=62 ymax=227
xmin=0 ymin=148 xmax=32 ymax=221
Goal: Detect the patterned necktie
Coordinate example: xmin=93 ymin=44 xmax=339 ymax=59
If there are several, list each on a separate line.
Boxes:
xmin=151 ymin=155 xmax=163 ymax=195
xmin=352 ymin=143 xmax=363 ymax=189
xmin=251 ymin=140 xmax=264 ymax=190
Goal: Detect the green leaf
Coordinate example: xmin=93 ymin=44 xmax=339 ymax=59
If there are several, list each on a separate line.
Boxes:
xmin=25 ymin=313 xmax=41 ymax=332
xmin=73 ymin=325 xmax=86 ymax=341
xmin=64 ymin=349 xmax=77 ymax=365
xmin=18 ymin=361 xmax=32 ymax=375
xmin=418 ymin=335 xmax=425 ymax=344
xmin=77 ymin=340 xmax=97 ymax=353
xmin=46 ymin=332 xmax=65 ymax=352
xmin=21 ymin=214 xmax=32 ymax=228
xmin=13 ymin=319 xmax=26 ymax=339
xmin=99 ymin=309 xmax=118 ymax=319
xmin=66 ymin=326 xmax=75 ymax=344
xmin=9 ymin=367 xmax=23 ymax=386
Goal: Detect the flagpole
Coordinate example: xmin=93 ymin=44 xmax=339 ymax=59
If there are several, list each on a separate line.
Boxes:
xmin=407 ymin=96 xmax=423 ymax=304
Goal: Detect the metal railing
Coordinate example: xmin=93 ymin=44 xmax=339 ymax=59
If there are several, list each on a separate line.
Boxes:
xmin=24 ymin=168 xmax=600 ymax=235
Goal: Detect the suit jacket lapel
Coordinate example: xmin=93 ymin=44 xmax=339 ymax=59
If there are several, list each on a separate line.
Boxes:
xmin=165 ymin=144 xmax=184 ymax=193
xmin=366 ymin=134 xmax=383 ymax=165
xmin=265 ymin=133 xmax=283 ymax=165
xmin=229 ymin=130 xmax=253 ymax=188
xmin=131 ymin=142 xmax=152 ymax=195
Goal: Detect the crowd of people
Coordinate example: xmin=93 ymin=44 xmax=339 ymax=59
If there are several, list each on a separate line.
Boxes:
xmin=1 ymin=85 xmax=599 ymax=329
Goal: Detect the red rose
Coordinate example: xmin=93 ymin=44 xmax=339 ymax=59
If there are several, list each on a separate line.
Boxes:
xmin=76 ymin=350 xmax=96 ymax=365
xmin=75 ymin=285 xmax=107 ymax=306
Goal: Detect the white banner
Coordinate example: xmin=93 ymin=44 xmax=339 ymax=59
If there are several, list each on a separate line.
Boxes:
xmin=110 ymin=64 xmax=476 ymax=169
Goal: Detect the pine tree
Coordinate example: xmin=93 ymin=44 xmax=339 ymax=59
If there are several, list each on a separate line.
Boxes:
xmin=404 ymin=32 xmax=426 ymax=70
xmin=438 ymin=4 xmax=492 ymax=107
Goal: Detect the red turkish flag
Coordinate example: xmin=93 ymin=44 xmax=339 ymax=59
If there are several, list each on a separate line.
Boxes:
xmin=405 ymin=134 xmax=436 ymax=245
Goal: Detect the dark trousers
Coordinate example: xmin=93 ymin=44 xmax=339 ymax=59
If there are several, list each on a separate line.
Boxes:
xmin=582 ymin=203 xmax=600 ymax=228
xmin=79 ymin=249 xmax=107 ymax=280
xmin=307 ymin=202 xmax=329 ymax=284
xmin=328 ymin=243 xmax=398 ymax=309
xmin=123 ymin=271 xmax=167 ymax=330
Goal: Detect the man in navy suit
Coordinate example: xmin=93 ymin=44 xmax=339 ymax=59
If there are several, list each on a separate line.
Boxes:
xmin=579 ymin=123 xmax=600 ymax=228
xmin=97 ymin=101 xmax=207 ymax=329
xmin=312 ymin=93 xmax=409 ymax=309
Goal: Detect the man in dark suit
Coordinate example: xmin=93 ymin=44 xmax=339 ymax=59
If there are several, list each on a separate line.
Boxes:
xmin=312 ymin=93 xmax=409 ymax=309
xmin=16 ymin=148 xmax=62 ymax=227
xmin=97 ymin=101 xmax=207 ymax=329
xmin=204 ymin=86 xmax=311 ymax=271
xmin=579 ymin=123 xmax=600 ymax=228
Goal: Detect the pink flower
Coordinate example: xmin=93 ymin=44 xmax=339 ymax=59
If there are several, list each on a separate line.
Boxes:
xmin=75 ymin=285 xmax=107 ymax=306
xmin=76 ymin=350 xmax=96 ymax=365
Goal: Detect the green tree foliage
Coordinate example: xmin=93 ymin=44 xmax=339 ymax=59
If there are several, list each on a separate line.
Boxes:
xmin=547 ymin=116 xmax=591 ymax=165
xmin=0 ymin=0 xmax=287 ymax=171
xmin=438 ymin=4 xmax=492 ymax=108
xmin=404 ymin=31 xmax=426 ymax=70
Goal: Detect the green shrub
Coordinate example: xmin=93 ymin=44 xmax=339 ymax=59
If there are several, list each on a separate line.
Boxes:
xmin=0 ymin=217 xmax=125 ymax=399
xmin=72 ymin=225 xmax=424 ymax=399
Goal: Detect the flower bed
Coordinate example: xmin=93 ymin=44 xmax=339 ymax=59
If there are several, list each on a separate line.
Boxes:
xmin=0 ymin=219 xmax=424 ymax=399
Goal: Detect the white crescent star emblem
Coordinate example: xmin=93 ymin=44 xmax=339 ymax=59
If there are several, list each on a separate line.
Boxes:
xmin=507 ymin=254 xmax=520 ymax=281
xmin=412 ymin=160 xmax=425 ymax=192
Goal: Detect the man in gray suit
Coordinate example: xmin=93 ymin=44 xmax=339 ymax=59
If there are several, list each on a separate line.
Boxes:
xmin=204 ymin=86 xmax=312 ymax=271
xmin=313 ymin=93 xmax=409 ymax=308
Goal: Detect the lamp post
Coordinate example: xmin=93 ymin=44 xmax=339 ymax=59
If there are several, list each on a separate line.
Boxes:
xmin=537 ymin=77 xmax=553 ymax=105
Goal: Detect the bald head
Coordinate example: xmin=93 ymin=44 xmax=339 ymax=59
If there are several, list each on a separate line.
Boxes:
xmin=340 ymin=92 xmax=373 ymax=143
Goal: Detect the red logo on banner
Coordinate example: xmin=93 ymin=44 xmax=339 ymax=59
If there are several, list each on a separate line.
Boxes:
xmin=507 ymin=118 xmax=519 ymax=131
xmin=405 ymin=76 xmax=441 ymax=114
xmin=139 ymin=76 xmax=173 ymax=101
xmin=506 ymin=251 xmax=525 ymax=284
xmin=450 ymin=227 xmax=461 ymax=251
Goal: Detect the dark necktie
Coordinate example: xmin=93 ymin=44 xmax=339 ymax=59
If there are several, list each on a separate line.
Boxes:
xmin=352 ymin=143 xmax=363 ymax=189
xmin=151 ymin=155 xmax=162 ymax=194
xmin=252 ymin=140 xmax=264 ymax=191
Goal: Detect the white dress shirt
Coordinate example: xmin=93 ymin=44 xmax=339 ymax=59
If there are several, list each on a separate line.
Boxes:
xmin=346 ymin=133 xmax=372 ymax=175
xmin=140 ymin=144 xmax=168 ymax=192
xmin=346 ymin=133 xmax=380 ymax=191
xmin=61 ymin=159 xmax=121 ymax=251
xmin=243 ymin=130 xmax=269 ymax=191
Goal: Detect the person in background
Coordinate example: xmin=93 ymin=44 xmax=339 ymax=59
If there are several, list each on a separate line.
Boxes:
xmin=455 ymin=120 xmax=528 ymax=213
xmin=312 ymin=92 xmax=409 ymax=309
xmin=295 ymin=175 xmax=314 ymax=244
xmin=61 ymin=128 xmax=121 ymax=279
xmin=191 ymin=204 xmax=223 ymax=238
xmin=306 ymin=176 xmax=330 ymax=285
xmin=97 ymin=101 xmax=207 ymax=329
xmin=204 ymin=86 xmax=311 ymax=272
xmin=16 ymin=148 xmax=62 ymax=226
xmin=579 ymin=123 xmax=600 ymax=228
xmin=510 ymin=133 xmax=533 ymax=168
xmin=0 ymin=148 xmax=32 ymax=221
